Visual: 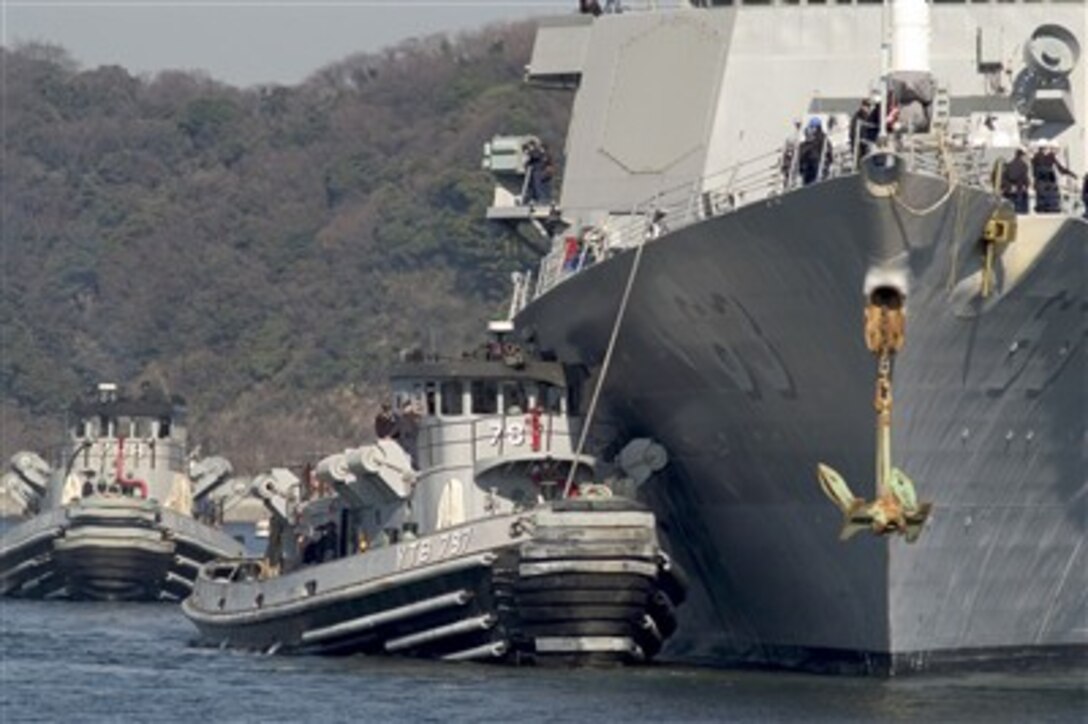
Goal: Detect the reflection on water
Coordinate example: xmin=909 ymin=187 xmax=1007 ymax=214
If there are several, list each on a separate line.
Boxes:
xmin=0 ymin=517 xmax=1085 ymax=722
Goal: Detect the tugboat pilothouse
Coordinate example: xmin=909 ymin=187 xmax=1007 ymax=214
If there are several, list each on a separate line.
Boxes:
xmin=183 ymin=326 xmax=685 ymax=664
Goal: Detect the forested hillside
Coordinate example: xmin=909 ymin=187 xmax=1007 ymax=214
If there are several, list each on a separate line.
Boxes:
xmin=0 ymin=23 xmax=571 ymax=470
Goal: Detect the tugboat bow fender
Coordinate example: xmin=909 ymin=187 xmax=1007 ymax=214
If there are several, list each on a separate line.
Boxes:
xmin=656 ymin=551 xmax=688 ymax=606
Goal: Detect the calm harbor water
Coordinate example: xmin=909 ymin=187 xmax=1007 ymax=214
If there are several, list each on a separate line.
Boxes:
xmin=0 ymin=521 xmax=1084 ymax=723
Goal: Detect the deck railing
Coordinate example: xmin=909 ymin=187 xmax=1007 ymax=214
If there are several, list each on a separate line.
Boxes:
xmin=524 ymin=137 xmax=1084 ymax=307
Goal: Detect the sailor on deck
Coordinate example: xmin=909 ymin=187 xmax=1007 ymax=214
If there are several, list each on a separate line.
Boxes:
xmin=523 ymin=139 xmax=553 ymax=205
xmin=798 ymin=118 xmax=831 ymax=186
xmin=375 ymin=402 xmax=398 ymax=439
xmin=1032 ymin=142 xmax=1076 ymax=213
xmin=396 ymin=401 xmax=421 ymax=466
xmin=849 ymin=98 xmax=877 ymax=164
xmin=1000 ymin=149 xmax=1031 ymax=215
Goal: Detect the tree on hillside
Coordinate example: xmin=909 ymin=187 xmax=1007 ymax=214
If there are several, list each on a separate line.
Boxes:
xmin=0 ymin=21 xmax=572 ymax=470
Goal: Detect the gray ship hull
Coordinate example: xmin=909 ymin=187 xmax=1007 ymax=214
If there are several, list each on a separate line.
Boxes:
xmin=515 ymin=174 xmax=1087 ymax=673
xmin=1 ymin=498 xmax=245 ymax=601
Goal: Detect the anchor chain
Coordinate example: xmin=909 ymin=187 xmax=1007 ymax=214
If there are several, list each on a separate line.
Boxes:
xmin=864 ymin=298 xmax=905 ymax=356
xmin=816 ymin=296 xmax=931 ymax=542
xmin=874 ymin=353 xmax=894 ymax=497
xmin=868 ymin=302 xmax=902 ymax=499
xmin=876 ymin=355 xmax=892 ymax=422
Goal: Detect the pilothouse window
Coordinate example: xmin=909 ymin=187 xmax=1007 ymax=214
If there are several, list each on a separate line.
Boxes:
xmin=471 ymin=380 xmax=498 ymax=414
xmin=440 ymin=381 xmax=463 ymax=416
xmin=425 ymin=382 xmax=437 ymax=416
xmin=502 ymin=382 xmax=528 ymax=415
xmin=539 ymin=384 xmax=563 ymax=414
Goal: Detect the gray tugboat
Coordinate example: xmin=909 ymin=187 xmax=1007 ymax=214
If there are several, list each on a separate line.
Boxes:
xmin=1 ymin=383 xmax=245 ymax=601
xmin=183 ymin=326 xmax=684 ymax=664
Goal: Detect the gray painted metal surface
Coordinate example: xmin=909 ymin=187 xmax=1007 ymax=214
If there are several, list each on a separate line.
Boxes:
xmin=184 ymin=500 xmax=681 ymax=664
xmin=503 ymin=2 xmax=1087 ymax=673
xmin=184 ymin=351 xmax=684 ymax=664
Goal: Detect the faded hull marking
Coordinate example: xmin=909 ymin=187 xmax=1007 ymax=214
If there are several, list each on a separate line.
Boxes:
xmin=517 ymin=175 xmax=1087 ymax=664
xmin=395 ymin=528 xmax=475 ymax=571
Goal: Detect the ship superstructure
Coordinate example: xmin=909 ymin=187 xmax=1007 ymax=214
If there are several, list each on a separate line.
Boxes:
xmin=485 ymin=0 xmax=1086 ymax=673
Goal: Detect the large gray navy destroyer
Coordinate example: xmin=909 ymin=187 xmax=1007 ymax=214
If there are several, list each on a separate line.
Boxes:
xmin=183 ymin=330 xmax=685 ymax=664
xmin=1 ymin=383 xmax=244 ymax=601
xmin=483 ymin=0 xmax=1086 ymax=674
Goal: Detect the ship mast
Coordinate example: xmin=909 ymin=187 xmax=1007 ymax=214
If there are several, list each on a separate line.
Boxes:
xmin=881 ymin=0 xmax=932 ymax=138
xmin=890 ymin=0 xmax=930 ymax=74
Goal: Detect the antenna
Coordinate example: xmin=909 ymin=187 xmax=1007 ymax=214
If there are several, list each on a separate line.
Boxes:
xmin=879 ymin=0 xmax=932 ymax=140
xmin=879 ymin=2 xmax=891 ymax=139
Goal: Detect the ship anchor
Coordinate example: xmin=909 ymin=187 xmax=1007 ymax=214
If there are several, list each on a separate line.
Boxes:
xmin=817 ymin=292 xmax=932 ymax=542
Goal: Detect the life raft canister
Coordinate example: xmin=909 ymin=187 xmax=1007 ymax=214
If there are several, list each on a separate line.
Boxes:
xmin=528 ymin=406 xmax=543 ymax=452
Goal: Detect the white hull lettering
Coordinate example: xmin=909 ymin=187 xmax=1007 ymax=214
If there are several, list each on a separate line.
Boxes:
xmin=395 ymin=527 xmax=474 ymax=571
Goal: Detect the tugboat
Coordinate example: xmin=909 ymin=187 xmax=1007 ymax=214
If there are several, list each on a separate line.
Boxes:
xmin=0 ymin=383 xmax=245 ymax=601
xmin=182 ymin=325 xmax=684 ymax=664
